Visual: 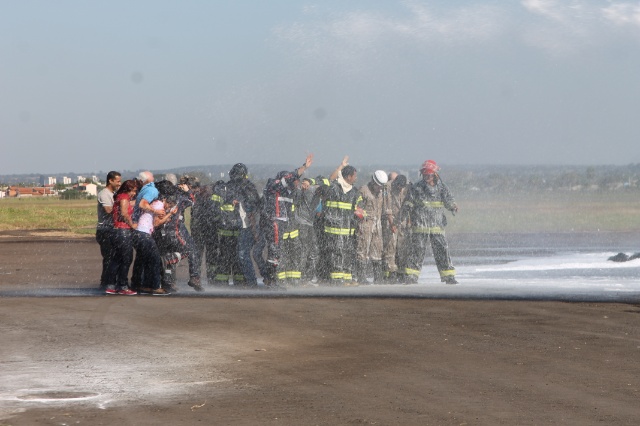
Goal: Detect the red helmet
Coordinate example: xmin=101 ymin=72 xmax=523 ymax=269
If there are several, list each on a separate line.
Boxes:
xmin=420 ymin=160 xmax=440 ymax=175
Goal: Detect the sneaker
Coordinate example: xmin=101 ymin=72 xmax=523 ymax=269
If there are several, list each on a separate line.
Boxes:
xmin=118 ymin=288 xmax=138 ymax=296
xmin=105 ymin=288 xmax=118 ymax=295
xmin=188 ymin=277 xmax=204 ymax=292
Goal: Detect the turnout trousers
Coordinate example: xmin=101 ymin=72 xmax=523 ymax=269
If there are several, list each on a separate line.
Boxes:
xmin=403 ymin=228 xmax=455 ymax=282
xmin=325 ymin=232 xmax=356 ymax=283
xmin=356 ymin=219 xmax=383 ymax=262
xmin=215 ymin=231 xmax=244 ymax=285
xmin=191 ymin=223 xmax=219 ymax=281
xmin=382 ymin=224 xmax=408 ymax=274
xmin=298 ymin=224 xmax=318 ymax=280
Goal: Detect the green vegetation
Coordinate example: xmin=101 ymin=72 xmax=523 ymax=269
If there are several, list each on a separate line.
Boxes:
xmin=0 ymin=190 xmax=638 ymax=234
xmin=0 ymin=198 xmax=96 ymax=233
xmin=447 ymin=190 xmax=640 ymax=233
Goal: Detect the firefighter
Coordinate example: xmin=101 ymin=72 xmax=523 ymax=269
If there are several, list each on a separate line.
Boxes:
xmin=262 ymin=154 xmax=313 ymax=287
xmin=211 ymin=163 xmax=261 ymax=287
xmin=175 ymin=175 xmax=203 ymax=291
xmin=293 ymin=177 xmax=319 ymax=282
xmin=320 ymin=156 xmax=364 ymax=286
xmin=382 ymin=174 xmax=409 ymax=283
xmin=398 ymin=160 xmax=458 ymax=284
xmin=190 ymin=181 xmax=220 ymax=283
xmin=354 ymin=170 xmax=389 ymax=284
xmin=311 ymin=175 xmax=332 ymax=281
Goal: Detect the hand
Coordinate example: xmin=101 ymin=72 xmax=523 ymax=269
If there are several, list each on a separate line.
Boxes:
xmin=304 ymin=153 xmax=313 ymax=168
xmin=391 ymin=225 xmax=397 ymax=234
xmin=341 ymin=155 xmax=349 ymax=169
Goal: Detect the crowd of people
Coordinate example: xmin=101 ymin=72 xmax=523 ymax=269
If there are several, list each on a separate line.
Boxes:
xmin=96 ymin=155 xmax=459 ymax=295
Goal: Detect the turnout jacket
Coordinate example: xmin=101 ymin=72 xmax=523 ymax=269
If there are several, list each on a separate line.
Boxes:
xmin=322 ymin=180 xmax=364 ymax=236
xmin=211 ymin=178 xmax=260 ymax=232
xmin=399 ymin=178 xmax=456 ymax=234
xmin=262 ymin=171 xmax=300 ymax=238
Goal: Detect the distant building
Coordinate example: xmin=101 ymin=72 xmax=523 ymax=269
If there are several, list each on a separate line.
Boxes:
xmin=39 ymin=176 xmax=56 ymax=186
xmin=7 ymin=186 xmax=57 ymax=197
xmin=78 ymin=183 xmax=97 ymax=197
xmin=77 ymin=176 xmax=85 ymax=183
xmin=62 ymin=176 xmax=72 ymax=185
xmin=91 ymin=175 xmax=100 ymax=184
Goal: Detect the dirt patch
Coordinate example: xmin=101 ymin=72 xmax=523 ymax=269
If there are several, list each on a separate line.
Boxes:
xmin=0 ymin=232 xmax=639 ymax=425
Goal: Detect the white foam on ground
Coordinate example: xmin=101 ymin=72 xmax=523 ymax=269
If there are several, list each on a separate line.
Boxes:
xmin=475 ymin=252 xmax=640 ymax=272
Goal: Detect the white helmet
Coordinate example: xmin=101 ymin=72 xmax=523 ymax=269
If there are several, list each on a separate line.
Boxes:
xmin=372 ymin=170 xmax=388 ymax=186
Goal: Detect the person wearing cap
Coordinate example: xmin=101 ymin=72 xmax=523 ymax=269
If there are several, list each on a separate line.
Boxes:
xmin=354 ymin=170 xmax=389 ymax=284
xmin=261 ymin=154 xmax=313 ymax=287
xmin=398 ymin=160 xmax=459 ymax=285
xmin=320 ymin=156 xmax=365 ymax=286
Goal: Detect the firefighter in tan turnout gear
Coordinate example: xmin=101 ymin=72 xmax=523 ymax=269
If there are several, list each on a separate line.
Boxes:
xmin=355 ymin=170 xmax=388 ymax=284
xmin=382 ymin=174 xmax=409 ymax=283
xmin=399 ymin=160 xmax=459 ymax=284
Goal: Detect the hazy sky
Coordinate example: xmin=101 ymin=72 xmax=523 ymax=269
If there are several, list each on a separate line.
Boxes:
xmin=2 ymin=0 xmax=639 ymax=174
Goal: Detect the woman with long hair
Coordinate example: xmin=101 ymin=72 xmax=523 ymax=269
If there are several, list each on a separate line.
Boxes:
xmin=104 ymin=179 xmax=138 ymax=295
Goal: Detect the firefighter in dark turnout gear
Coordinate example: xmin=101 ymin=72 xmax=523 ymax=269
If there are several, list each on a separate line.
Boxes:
xmin=311 ymin=175 xmax=332 ymax=281
xmin=191 ymin=181 xmax=220 ymax=283
xmin=293 ymin=177 xmax=320 ymax=281
xmin=211 ymin=164 xmax=261 ymax=287
xmin=261 ymin=154 xmax=313 ymax=286
xmin=321 ymin=156 xmax=364 ymax=285
xmin=399 ymin=160 xmax=458 ymax=285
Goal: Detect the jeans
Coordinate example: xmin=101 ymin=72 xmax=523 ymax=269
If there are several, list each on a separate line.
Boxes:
xmin=106 ymin=228 xmax=134 ymax=290
xmin=238 ymin=228 xmax=257 ymax=285
xmin=132 ymin=231 xmax=162 ymax=290
xmin=96 ymin=227 xmax=114 ymax=287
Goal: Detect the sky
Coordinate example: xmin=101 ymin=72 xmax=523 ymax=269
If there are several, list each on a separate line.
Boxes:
xmin=2 ymin=0 xmax=640 ymax=175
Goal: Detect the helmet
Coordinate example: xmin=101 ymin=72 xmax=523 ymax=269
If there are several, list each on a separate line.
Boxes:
xmin=372 ymin=170 xmax=388 ymax=186
xmin=420 ymin=160 xmax=440 ymax=175
xmin=229 ymin=163 xmax=248 ymax=180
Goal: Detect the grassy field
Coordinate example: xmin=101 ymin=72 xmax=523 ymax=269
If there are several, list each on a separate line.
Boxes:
xmin=447 ymin=190 xmax=640 ymax=233
xmin=0 ymin=198 xmax=97 ymax=234
xmin=0 ymin=190 xmax=639 ymax=234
